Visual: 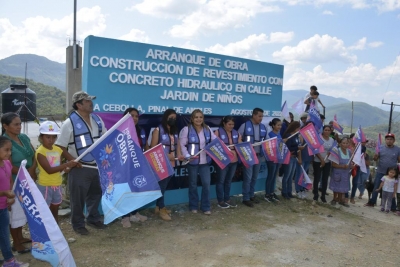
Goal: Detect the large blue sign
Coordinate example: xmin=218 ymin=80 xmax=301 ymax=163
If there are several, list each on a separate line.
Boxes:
xmin=83 ymin=36 xmax=284 ymax=116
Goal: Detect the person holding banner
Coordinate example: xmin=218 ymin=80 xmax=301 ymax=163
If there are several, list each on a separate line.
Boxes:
xmin=120 ymin=108 xmax=149 ymax=227
xmin=281 ymin=121 xmax=302 ymax=199
xmin=36 ymin=121 xmax=78 ymax=223
xmin=312 ymin=125 xmax=334 ymax=203
xmin=0 ymin=137 xmax=30 ymax=267
xmin=329 ymin=137 xmax=353 ymax=207
xmin=238 ymin=108 xmax=267 ymax=207
xmin=1 ymin=112 xmax=34 ymax=253
xmin=56 ymin=91 xmax=106 ymax=235
xmin=179 ymin=109 xmax=217 ymax=215
xmin=264 ymin=118 xmax=283 ymax=202
xmin=214 ymin=116 xmax=241 ymax=208
xmin=365 ymin=133 xmax=400 ymax=208
xmin=150 ymin=109 xmax=184 ymax=220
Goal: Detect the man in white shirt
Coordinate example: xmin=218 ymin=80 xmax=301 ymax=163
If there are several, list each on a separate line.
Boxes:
xmin=56 ymin=91 xmax=107 ymax=235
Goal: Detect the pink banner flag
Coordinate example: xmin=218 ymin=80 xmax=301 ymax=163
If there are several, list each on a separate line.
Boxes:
xmin=261 ymin=137 xmax=278 ymax=163
xmin=297 ymin=164 xmax=312 ymax=190
xmin=299 ymin=123 xmax=324 ymax=151
xmin=144 ymin=143 xmax=174 ymax=181
xmin=328 ymin=147 xmax=340 ymax=164
xmin=204 ymin=138 xmax=235 ymax=170
xmin=234 ymin=142 xmax=259 ymax=168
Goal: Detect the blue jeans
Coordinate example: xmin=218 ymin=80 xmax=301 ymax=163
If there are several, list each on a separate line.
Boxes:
xmin=156 ymin=175 xmax=173 ymax=209
xmin=265 ymin=161 xmax=278 ymax=195
xmin=216 ymin=162 xmax=237 ymax=202
xmin=187 ymin=164 xmax=211 ymax=211
xmin=294 ymin=161 xmax=304 ymax=193
xmin=350 ymin=167 xmax=361 ymax=199
xmin=357 ymin=168 xmax=370 ymax=195
xmin=242 ymin=155 xmax=262 ymax=201
xmin=0 ymin=208 xmax=13 ymax=261
xmin=368 ymin=172 xmax=385 ymax=205
xmin=282 ymin=157 xmax=296 ymax=195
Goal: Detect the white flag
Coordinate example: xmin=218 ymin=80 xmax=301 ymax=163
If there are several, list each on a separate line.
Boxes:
xmin=291 ymin=98 xmax=304 ymax=116
xmin=352 ymin=144 xmax=367 ymax=173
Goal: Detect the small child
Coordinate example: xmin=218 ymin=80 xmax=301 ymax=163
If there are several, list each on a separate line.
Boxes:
xmin=0 ymin=136 xmax=29 ymax=267
xmin=376 ymin=166 xmax=398 ymax=213
xmin=36 ymin=121 xmax=77 ymax=223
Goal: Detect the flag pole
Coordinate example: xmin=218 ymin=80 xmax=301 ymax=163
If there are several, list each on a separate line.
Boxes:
xmin=61 ymin=114 xmax=132 ymax=174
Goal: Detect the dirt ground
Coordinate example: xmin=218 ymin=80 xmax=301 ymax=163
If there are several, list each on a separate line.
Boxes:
xmin=15 ymin=186 xmax=400 ymax=267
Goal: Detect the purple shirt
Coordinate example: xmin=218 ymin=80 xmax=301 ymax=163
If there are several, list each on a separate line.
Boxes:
xmin=0 ymin=160 xmax=12 ymax=209
xmin=179 ymin=126 xmax=217 ymax=164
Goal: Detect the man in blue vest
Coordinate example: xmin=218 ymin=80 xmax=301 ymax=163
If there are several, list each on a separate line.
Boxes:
xmin=56 ymin=91 xmax=107 ymax=235
xmin=238 ymin=108 xmax=267 ymax=207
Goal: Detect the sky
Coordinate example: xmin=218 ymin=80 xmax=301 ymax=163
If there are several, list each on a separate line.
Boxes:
xmin=1 ymin=0 xmax=400 ymax=110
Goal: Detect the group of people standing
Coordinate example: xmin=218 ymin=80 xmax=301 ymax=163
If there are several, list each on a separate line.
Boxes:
xmin=1 ymin=88 xmax=400 ymax=266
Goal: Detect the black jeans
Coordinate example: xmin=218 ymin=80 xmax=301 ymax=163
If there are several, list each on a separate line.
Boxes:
xmin=68 ymin=167 xmax=102 ymax=229
xmin=313 ymin=161 xmax=331 ymax=200
xmin=156 ymin=175 xmax=173 ymax=209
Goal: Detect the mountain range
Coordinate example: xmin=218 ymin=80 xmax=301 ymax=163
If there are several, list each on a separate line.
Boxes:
xmin=0 ymin=54 xmax=396 ymax=132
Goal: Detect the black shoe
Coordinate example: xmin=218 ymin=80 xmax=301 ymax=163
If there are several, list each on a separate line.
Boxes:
xmin=320 ymin=197 xmax=327 ymax=203
xmin=288 ymin=193 xmax=295 ymax=198
xmin=11 ymin=246 xmax=31 ymax=254
xmin=74 ymin=227 xmax=89 ymax=235
xmin=242 ymin=200 xmax=254 ymax=207
xmin=272 ymin=193 xmax=280 ymax=202
xmin=325 ymin=192 xmax=330 ymax=196
xmin=250 ymin=197 xmax=260 ymax=204
xmin=87 ymin=221 xmax=107 ymax=229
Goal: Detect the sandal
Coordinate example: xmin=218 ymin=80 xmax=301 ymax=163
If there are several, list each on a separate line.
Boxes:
xmin=350 ymin=198 xmax=355 ymax=204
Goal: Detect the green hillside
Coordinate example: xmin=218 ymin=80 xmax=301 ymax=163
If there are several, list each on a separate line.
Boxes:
xmin=325 ymin=102 xmax=399 ymax=127
xmin=0 ymin=74 xmax=66 ymax=116
xmin=0 ymin=54 xmax=66 ymax=91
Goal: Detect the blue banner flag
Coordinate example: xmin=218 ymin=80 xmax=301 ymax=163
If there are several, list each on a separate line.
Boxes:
xmin=234 ymin=142 xmax=259 ymax=168
xmin=89 ymin=114 xmax=162 ymax=224
xmin=204 ymin=138 xmax=234 ymax=170
xmin=306 ymin=107 xmax=322 ymax=131
xmin=277 ymin=139 xmax=290 ymax=164
xmin=14 ymin=160 xmax=76 ymax=267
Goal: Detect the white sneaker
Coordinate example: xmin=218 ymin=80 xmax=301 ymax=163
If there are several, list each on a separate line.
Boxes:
xmin=302 ymin=191 xmax=307 ymax=199
xmin=121 ymin=217 xmax=131 ymax=228
xmin=131 ymin=212 xmax=148 ymax=222
xmin=129 ymin=214 xmax=140 ymax=222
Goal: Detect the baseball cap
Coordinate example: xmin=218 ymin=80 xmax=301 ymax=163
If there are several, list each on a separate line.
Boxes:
xmin=300 ymin=112 xmax=308 ymax=119
xmin=72 ymin=91 xmax=96 ymax=104
xmin=39 ymin=121 xmax=60 ymax=135
xmin=385 ymin=133 xmax=395 ymax=139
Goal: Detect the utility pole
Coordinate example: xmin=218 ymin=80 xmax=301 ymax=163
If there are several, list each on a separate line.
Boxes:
xmin=382 ymin=100 xmax=400 ymax=133
xmin=350 ymin=101 xmax=353 ymax=134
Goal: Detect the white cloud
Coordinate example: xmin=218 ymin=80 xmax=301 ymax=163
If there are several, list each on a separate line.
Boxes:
xmin=205 ymin=32 xmax=293 ymax=59
xmin=272 ymin=34 xmax=357 ymax=64
xmin=125 ymin=0 xmax=205 ymax=18
xmin=283 ymin=58 xmax=400 ymax=105
xmin=167 ymin=0 xmax=281 ymax=39
xmin=377 ymin=0 xmax=400 ymax=12
xmin=368 ymin=41 xmax=384 ymax=48
xmin=127 ymin=0 xmax=202 ymax=18
xmin=348 ymin=37 xmax=366 ymax=50
xmin=322 ymin=10 xmax=334 ymax=15
xmin=180 ymin=41 xmax=201 ymax=51
xmin=0 ymin=6 xmax=106 ymax=63
xmin=119 ymin=29 xmax=150 ymax=43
